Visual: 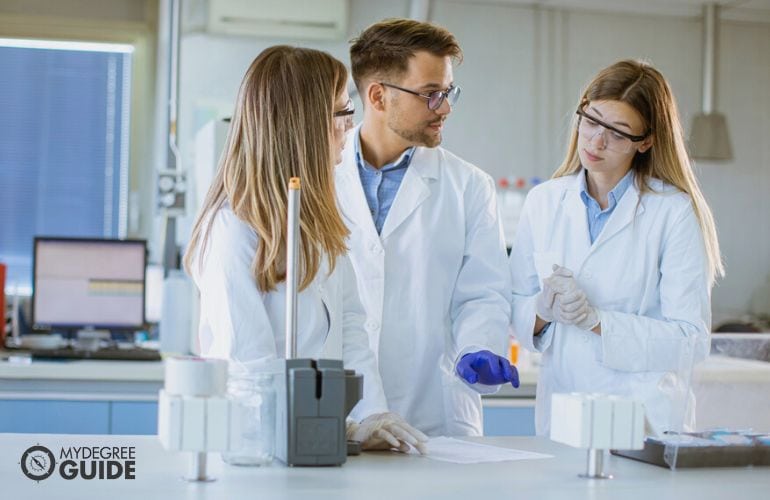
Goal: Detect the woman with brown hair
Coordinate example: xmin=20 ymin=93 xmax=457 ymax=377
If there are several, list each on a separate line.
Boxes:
xmin=509 ymin=59 xmax=723 ymax=436
xmin=185 ymin=45 xmax=426 ymax=453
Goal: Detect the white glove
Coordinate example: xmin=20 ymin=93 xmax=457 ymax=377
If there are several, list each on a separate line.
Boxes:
xmin=535 ymin=281 xmax=557 ymax=322
xmin=536 ymin=265 xmax=576 ymax=322
xmin=346 ymin=412 xmax=428 ymax=454
xmin=548 ymin=266 xmax=600 ymax=331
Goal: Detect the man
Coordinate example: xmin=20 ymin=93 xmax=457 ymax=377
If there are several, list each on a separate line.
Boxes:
xmin=335 ymin=18 xmax=516 ymax=437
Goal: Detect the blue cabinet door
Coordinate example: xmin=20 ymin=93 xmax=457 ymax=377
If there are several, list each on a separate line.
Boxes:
xmin=0 ymin=400 xmax=110 ymax=434
xmin=483 ymin=405 xmax=536 ymax=436
xmin=109 ymin=401 xmax=157 ymax=435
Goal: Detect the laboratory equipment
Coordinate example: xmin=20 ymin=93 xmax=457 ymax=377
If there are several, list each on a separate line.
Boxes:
xmin=158 ymin=356 xmax=237 ymax=481
xmin=32 ymin=237 xmax=146 ymax=331
xmin=272 ymin=177 xmax=364 ymax=466
xmin=222 ymin=373 xmax=275 ymax=466
xmin=271 ymin=357 xmax=363 ymax=465
xmin=613 ymin=430 xmax=770 ymax=468
xmin=158 ymin=269 xmax=195 ymax=355
xmin=550 ymin=392 xmax=645 ymax=479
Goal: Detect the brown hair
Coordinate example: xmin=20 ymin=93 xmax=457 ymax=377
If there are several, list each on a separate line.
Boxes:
xmin=184 ymin=45 xmax=350 ymax=292
xmin=350 ymin=18 xmax=462 ymax=93
xmin=553 ymin=59 xmax=724 ymax=283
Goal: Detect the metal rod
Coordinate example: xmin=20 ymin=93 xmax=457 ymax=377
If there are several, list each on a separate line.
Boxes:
xmin=160 ymin=0 xmax=182 ymax=273
xmin=702 ymin=4 xmax=717 ymax=114
xmin=579 ymin=448 xmax=612 ymax=479
xmin=168 ymin=0 xmax=181 ymax=164
xmin=285 ymin=178 xmax=301 ymax=359
xmin=183 ymin=451 xmax=215 ymax=482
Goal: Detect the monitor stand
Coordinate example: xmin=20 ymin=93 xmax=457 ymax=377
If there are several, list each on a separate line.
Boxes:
xmin=73 ymin=328 xmax=111 ymax=351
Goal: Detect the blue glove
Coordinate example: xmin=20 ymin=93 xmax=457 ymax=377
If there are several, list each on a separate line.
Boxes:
xmin=456 ymin=350 xmax=520 ymax=388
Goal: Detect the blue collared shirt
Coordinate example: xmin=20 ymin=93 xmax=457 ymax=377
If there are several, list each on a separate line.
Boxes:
xmin=355 ymin=129 xmax=415 ymax=234
xmin=579 ymin=169 xmax=635 ymax=244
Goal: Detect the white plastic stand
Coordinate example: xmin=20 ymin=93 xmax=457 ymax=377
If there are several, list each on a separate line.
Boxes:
xmin=550 ymin=393 xmax=645 ymax=479
xmin=157 ymin=356 xmax=236 ymax=483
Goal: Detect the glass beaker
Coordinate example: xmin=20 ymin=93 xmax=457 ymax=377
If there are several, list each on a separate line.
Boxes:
xmin=222 ymin=373 xmax=275 ymax=466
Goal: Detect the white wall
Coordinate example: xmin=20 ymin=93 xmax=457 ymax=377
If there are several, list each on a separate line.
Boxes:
xmin=178 ymin=0 xmax=770 ymax=324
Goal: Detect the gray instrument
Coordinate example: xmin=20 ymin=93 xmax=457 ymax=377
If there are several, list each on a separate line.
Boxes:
xmin=273 ymin=178 xmax=361 ymax=466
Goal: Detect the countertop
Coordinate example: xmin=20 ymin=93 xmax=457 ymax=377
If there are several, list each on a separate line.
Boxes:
xmin=2 ymin=433 xmax=768 ymax=500
xmin=2 ymin=353 xmax=767 ymax=385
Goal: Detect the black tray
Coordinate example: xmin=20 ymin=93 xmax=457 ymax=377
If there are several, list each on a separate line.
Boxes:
xmin=612 ymin=439 xmax=770 ymax=468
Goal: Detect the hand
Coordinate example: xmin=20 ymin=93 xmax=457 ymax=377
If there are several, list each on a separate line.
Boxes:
xmin=347 ymin=412 xmax=428 ymax=454
xmin=456 ymin=350 xmax=520 ymax=388
xmin=535 ymin=280 xmax=557 ymax=322
xmin=536 ymin=265 xmax=577 ymax=322
xmin=548 ymin=267 xmax=600 ymax=331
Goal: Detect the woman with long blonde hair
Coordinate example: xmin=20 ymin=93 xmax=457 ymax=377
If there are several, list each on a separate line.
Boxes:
xmin=185 ymin=46 xmax=426 ymax=453
xmin=509 ymin=59 xmax=722 ymax=435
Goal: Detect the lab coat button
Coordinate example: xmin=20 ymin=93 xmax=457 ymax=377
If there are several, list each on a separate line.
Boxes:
xmin=582 ymin=334 xmax=589 ymax=343
xmin=583 ymin=270 xmax=593 ymax=279
xmin=365 ymin=320 xmax=380 ymax=331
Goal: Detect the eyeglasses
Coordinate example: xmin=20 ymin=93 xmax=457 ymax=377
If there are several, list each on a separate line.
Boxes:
xmin=380 ymin=82 xmax=461 ymax=111
xmin=333 ymin=99 xmax=355 ymax=127
xmin=576 ymin=108 xmax=649 ymax=154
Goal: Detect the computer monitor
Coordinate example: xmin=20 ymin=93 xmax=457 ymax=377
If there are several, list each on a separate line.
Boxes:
xmin=32 ymin=237 xmax=147 ymax=331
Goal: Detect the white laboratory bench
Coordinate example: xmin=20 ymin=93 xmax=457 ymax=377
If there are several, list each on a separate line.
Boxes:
xmin=1 ymin=353 xmax=769 ymax=435
xmin=3 ymin=433 xmax=769 ymax=500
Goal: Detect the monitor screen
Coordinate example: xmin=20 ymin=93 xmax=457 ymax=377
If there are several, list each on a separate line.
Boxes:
xmin=32 ymin=237 xmax=146 ymax=330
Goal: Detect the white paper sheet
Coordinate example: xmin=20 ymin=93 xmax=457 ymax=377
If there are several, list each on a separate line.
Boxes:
xmin=415 ymin=437 xmax=553 ymax=464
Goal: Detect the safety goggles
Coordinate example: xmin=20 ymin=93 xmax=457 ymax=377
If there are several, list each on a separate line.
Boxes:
xmin=576 ymin=108 xmax=649 ymax=154
xmin=333 ymin=99 xmax=355 ymax=126
xmin=380 ymin=82 xmax=461 ymax=111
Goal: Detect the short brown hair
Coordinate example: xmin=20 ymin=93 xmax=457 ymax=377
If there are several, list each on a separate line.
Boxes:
xmin=350 ymin=18 xmax=462 ymax=93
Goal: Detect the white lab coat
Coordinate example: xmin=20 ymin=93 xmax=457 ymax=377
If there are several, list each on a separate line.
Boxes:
xmin=509 ymin=171 xmax=711 ymax=436
xmin=335 ymin=128 xmax=511 ymax=436
xmin=189 ymin=205 xmax=389 ymax=421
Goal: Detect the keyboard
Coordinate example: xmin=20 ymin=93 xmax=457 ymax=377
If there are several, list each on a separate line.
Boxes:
xmin=9 ymin=346 xmax=162 ymax=361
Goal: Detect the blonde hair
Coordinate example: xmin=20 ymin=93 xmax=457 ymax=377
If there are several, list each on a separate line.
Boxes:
xmin=184 ymin=46 xmax=350 ymax=292
xmin=553 ymin=59 xmax=724 ymax=284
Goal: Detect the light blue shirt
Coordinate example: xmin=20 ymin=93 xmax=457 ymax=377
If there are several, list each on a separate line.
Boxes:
xmin=579 ymin=169 xmax=635 ymax=244
xmin=536 ymin=169 xmax=635 ymax=339
xmin=355 ymin=129 xmax=415 ymax=234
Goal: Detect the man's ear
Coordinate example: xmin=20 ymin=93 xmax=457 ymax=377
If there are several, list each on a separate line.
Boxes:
xmin=367 ymin=82 xmax=386 ymax=112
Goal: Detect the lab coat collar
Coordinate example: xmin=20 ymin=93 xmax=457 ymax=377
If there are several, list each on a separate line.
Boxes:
xmin=379 ymin=145 xmax=439 ymax=240
xmin=561 ymin=173 xmax=593 ymax=267
xmin=337 ymin=126 xmax=380 ymax=242
xmin=591 ymin=172 xmax=643 ymax=249
xmin=562 ymin=168 xmax=645 ymax=263
xmin=337 ymin=125 xmax=440 ymax=241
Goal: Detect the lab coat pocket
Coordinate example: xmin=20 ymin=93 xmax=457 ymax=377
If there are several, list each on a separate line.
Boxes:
xmin=532 ymin=251 xmax=562 ymax=288
xmin=439 ymin=354 xmax=483 ymax=436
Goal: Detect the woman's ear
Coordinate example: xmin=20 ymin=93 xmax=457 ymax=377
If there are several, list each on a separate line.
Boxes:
xmin=638 ymin=136 xmax=653 ymax=154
